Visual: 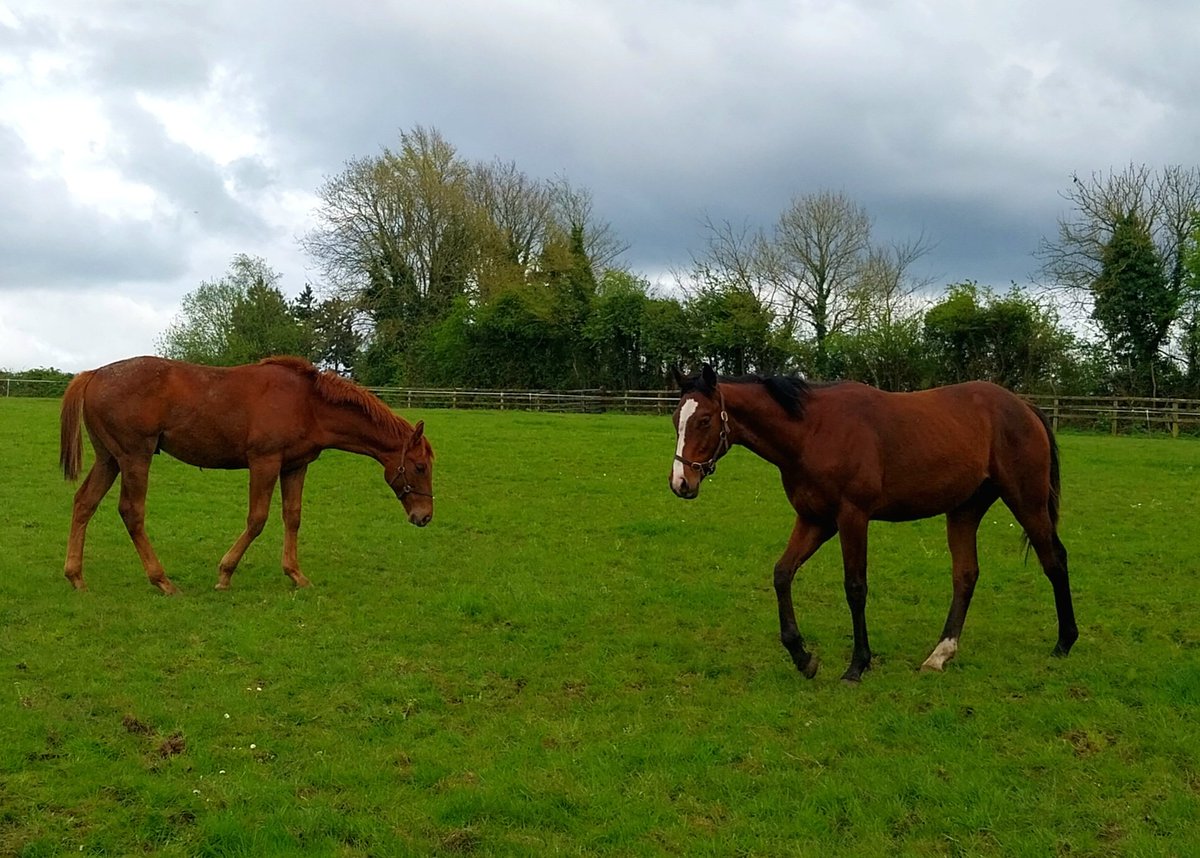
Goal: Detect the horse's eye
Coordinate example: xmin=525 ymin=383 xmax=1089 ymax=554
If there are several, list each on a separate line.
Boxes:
xmin=415 ymin=463 xmax=427 ymax=475
xmin=698 ymin=416 xmax=712 ymax=427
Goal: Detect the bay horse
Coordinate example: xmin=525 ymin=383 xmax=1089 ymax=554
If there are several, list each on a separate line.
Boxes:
xmin=670 ymin=364 xmax=1077 ymax=682
xmin=59 ymin=355 xmax=433 ymax=595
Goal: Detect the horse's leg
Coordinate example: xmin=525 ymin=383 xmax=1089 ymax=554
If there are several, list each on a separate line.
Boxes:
xmin=279 ymin=465 xmax=311 ymax=588
xmin=921 ymin=493 xmax=995 ymax=671
xmin=1005 ymin=501 xmax=1078 ymax=657
xmin=837 ymin=510 xmax=872 ymax=682
xmin=215 ymin=459 xmax=280 ymax=590
xmin=63 ymin=451 xmax=119 ymax=590
xmin=774 ymin=517 xmax=836 ymax=678
xmin=115 ymin=456 xmax=179 ymax=595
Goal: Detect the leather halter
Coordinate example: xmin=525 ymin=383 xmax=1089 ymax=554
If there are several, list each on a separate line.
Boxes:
xmin=387 ymin=429 xmax=434 ymax=499
xmin=674 ymin=386 xmax=730 ymax=477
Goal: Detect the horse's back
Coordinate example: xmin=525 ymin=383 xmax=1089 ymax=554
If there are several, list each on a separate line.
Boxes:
xmin=808 ymin=380 xmax=1048 ymax=521
xmin=80 ymin=357 xmax=315 ymax=467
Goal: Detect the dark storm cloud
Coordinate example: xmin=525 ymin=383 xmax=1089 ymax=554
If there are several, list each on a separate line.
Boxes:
xmin=202 ymin=0 xmax=1200 ymax=289
xmin=6 ymin=0 xmax=1200 ymax=300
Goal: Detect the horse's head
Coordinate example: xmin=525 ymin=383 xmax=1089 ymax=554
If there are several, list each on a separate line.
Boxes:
xmin=670 ymin=364 xmax=729 ymax=499
xmin=385 ymin=421 xmax=434 ymax=526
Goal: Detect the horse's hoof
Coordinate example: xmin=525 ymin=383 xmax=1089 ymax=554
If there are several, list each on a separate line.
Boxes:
xmin=800 ymin=655 xmax=819 ymax=679
xmin=214 ymin=582 xmax=230 ymax=591
xmin=840 ymin=665 xmax=868 ymax=684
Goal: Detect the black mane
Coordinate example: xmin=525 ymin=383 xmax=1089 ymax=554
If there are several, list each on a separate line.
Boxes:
xmin=680 ymin=371 xmax=812 ymax=418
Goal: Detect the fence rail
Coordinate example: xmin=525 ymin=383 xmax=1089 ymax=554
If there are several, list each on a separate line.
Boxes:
xmin=5 ymin=378 xmax=1200 ymax=435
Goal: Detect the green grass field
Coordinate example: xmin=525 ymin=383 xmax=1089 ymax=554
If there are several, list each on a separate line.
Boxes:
xmin=1 ymin=396 xmax=1198 ymax=856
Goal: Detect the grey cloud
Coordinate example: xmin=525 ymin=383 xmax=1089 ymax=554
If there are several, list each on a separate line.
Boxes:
xmin=6 ymin=0 xmax=1200 ymax=303
xmin=0 ymin=125 xmax=187 ymax=290
xmin=102 ymin=97 xmax=269 ymax=239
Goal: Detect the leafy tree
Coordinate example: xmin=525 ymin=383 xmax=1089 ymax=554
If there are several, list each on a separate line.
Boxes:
xmin=470 ymin=158 xmax=554 ymax=298
xmin=468 ymin=286 xmax=562 ymax=388
xmin=687 ymin=288 xmax=792 ymax=377
xmin=0 ymin=366 xmax=74 ymax=397
xmin=157 ymin=255 xmax=303 ymax=366
xmin=824 ymin=315 xmax=927 ymax=391
xmin=308 ymin=296 xmax=362 ymax=375
xmin=157 ymin=278 xmax=242 ymax=364
xmin=291 ymin=284 xmax=317 ymax=322
xmin=1092 ymin=211 xmax=1178 ymax=394
xmin=303 ymin=126 xmax=481 ymax=383
xmin=641 ymin=296 xmax=694 ymax=386
xmin=227 ymin=275 xmax=305 ymax=363
xmin=1174 ymin=216 xmax=1200 ymax=395
xmin=923 ymin=282 xmax=1077 ymax=392
xmin=1039 ymin=164 xmax=1200 ymax=305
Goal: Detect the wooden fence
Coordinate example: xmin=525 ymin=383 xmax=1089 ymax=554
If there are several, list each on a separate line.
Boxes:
xmin=334 ymin=387 xmax=1200 ymax=436
xmin=5 ymin=378 xmax=1200 ymax=436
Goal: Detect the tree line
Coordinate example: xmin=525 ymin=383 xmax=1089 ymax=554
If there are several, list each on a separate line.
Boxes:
xmin=156 ymin=131 xmax=1200 ymax=397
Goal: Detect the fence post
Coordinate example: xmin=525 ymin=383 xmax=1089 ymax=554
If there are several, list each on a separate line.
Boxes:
xmin=1173 ymin=401 xmax=1180 ymax=438
xmin=1052 ymin=397 xmax=1059 ymax=433
xmin=1111 ymin=399 xmax=1118 ymax=436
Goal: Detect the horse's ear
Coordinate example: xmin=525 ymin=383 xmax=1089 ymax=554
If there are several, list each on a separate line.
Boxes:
xmin=411 ymin=420 xmax=424 ymax=443
xmin=671 ymin=365 xmax=687 ymax=389
xmin=701 ymin=364 xmax=717 ymax=390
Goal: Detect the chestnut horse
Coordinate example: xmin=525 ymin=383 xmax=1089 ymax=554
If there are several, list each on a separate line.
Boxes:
xmin=670 ymin=365 xmax=1077 ymax=682
xmin=60 ymin=356 xmax=433 ymax=595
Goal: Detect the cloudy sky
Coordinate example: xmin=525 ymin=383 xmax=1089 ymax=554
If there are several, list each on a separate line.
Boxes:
xmin=2 ymin=0 xmax=1198 ymax=371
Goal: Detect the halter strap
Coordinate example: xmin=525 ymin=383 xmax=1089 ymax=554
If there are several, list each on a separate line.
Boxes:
xmin=674 ymin=386 xmax=730 ymax=477
xmin=387 ymin=428 xmax=434 ymax=499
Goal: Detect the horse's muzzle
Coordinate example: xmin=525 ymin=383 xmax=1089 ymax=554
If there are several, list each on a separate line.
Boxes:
xmin=409 ymin=510 xmax=433 ymax=527
xmin=670 ymin=476 xmax=700 ymax=500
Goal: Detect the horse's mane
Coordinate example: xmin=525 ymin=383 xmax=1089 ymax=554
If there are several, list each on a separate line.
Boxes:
xmin=259 ymin=356 xmax=408 ymax=438
xmin=682 ymin=371 xmax=812 ymax=418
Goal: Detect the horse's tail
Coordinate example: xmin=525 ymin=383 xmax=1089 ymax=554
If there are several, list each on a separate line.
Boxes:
xmin=60 ymin=370 xmax=95 ymax=481
xmin=1022 ymin=400 xmax=1062 ymax=555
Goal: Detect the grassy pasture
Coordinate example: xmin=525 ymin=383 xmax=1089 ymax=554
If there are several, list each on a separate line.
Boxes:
xmin=1 ymin=396 xmax=1198 ymax=857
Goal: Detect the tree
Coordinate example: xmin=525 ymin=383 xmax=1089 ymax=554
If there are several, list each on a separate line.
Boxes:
xmin=824 ymin=315 xmax=927 ymax=391
xmin=548 ymin=176 xmax=629 ymax=273
xmin=583 ymin=271 xmax=654 ymax=389
xmin=1091 ymin=211 xmax=1177 ymax=394
xmin=923 ymin=282 xmax=1077 ymax=392
xmin=695 ymin=191 xmax=931 ymax=376
xmin=686 ymin=288 xmax=792 ymax=377
xmin=227 ymin=273 xmax=305 ymax=363
xmin=307 ymin=296 xmax=362 ymax=375
xmin=1038 ymin=164 xmax=1200 ymax=306
xmin=157 ymin=277 xmax=243 ymax=364
xmin=469 ymin=158 xmax=554 ymax=298
xmin=1178 ymin=216 xmax=1200 ymax=394
xmin=157 ymin=255 xmax=303 ymax=366
xmin=302 ymin=126 xmax=482 ymax=383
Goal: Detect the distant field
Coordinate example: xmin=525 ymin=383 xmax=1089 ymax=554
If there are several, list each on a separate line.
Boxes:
xmin=1 ymin=397 xmax=1198 ymax=857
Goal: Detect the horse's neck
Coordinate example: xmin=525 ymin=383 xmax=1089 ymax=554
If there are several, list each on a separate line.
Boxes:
xmin=316 ymin=402 xmax=406 ymax=461
xmin=724 ymin=385 xmax=803 ymax=468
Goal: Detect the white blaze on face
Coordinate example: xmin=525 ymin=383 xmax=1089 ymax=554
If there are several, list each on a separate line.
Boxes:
xmin=671 ymin=397 xmax=699 ymax=492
